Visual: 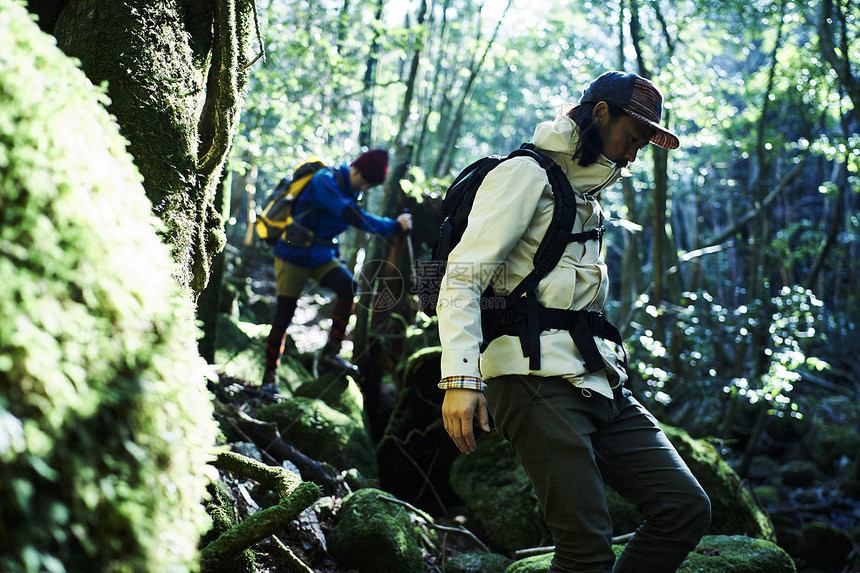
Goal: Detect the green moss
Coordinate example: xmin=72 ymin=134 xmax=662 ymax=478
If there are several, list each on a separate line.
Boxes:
xmin=0 ymin=1 xmax=217 ymax=570
xmin=201 ymin=481 xmax=256 ymax=573
xmin=328 ymin=488 xmax=425 ymax=573
xmin=54 ymin=1 xmax=203 ymax=291
xmin=506 ymin=536 xmax=794 ymax=573
xmin=294 ymin=375 xmax=365 ymax=424
xmin=661 ymin=425 xmax=776 ymax=540
xmin=444 ymin=551 xmax=512 ymax=573
xmin=450 ymin=433 xmax=549 ymax=552
xmin=678 ymin=534 xmax=796 ymax=572
xmin=256 ymin=397 xmax=378 ymax=477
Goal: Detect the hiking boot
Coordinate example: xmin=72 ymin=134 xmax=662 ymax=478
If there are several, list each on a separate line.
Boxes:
xmin=317 ymin=350 xmax=360 ymax=379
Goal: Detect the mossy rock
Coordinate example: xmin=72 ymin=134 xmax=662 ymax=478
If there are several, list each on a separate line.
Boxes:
xmin=328 ymin=488 xmax=426 ymax=573
xmin=780 ymin=460 xmax=824 ymax=488
xmin=294 ymin=374 xmax=365 ymax=424
xmin=801 ymin=521 xmax=853 ymax=571
xmin=750 ymin=484 xmax=781 ymax=509
xmin=661 ymin=425 xmax=776 ymax=540
xmin=378 ymin=347 xmax=462 ymax=514
xmin=678 ymin=534 xmax=796 ymax=572
xmin=256 ymin=397 xmax=377 ymax=477
xmin=505 ymin=546 xmax=624 ymax=573
xmin=449 ymin=432 xmax=550 ymax=552
xmin=603 ymin=487 xmax=644 ymax=535
xmin=804 ymin=396 xmax=860 ymax=468
xmin=577 ymin=426 xmax=775 ymax=540
xmin=452 ymin=424 xmax=775 ymax=555
xmin=747 ymin=455 xmax=781 ymax=481
xmin=444 ymin=551 xmax=512 ymax=573
xmin=0 ymin=2 xmax=217 ymax=570
xmin=505 ymin=536 xmax=793 ymax=573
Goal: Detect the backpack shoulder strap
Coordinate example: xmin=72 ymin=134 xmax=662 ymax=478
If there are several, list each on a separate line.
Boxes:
xmin=502 ymin=143 xmax=578 ymax=300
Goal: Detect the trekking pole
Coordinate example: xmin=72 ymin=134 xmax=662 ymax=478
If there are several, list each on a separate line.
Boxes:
xmin=403 ymin=209 xmax=417 ymax=290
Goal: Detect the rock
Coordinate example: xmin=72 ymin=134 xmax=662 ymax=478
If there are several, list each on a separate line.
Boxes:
xmin=294 ymin=374 xmax=366 ymax=425
xmin=256 ymin=397 xmax=378 ymax=478
xmin=780 ymin=460 xmax=824 ymax=488
xmin=804 ymin=396 xmax=860 ymax=469
xmin=747 ymin=455 xmax=781 ymax=481
xmin=678 ymin=535 xmax=796 ymax=572
xmin=503 ymin=546 xmax=624 ymax=573
xmin=450 ymin=425 xmax=776 ymax=553
xmin=603 ymin=487 xmax=644 ymax=536
xmin=660 ymin=425 xmax=776 ymax=540
xmin=328 ymin=488 xmax=428 ymax=573
xmin=449 ymin=432 xmax=550 ymax=552
xmin=444 ymin=551 xmax=512 ymax=573
xmin=378 ymin=347 xmax=463 ymax=514
xmin=504 ymin=535 xmax=795 ymax=573
xmin=801 ymin=521 xmax=853 ymax=571
xmin=750 ymin=484 xmax=781 ymax=509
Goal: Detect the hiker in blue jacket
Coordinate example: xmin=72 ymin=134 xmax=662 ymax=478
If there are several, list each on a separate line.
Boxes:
xmin=263 ymin=148 xmax=412 ymax=389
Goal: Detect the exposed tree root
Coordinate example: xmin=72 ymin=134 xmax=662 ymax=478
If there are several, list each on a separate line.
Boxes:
xmin=202 ymin=451 xmax=322 ymax=563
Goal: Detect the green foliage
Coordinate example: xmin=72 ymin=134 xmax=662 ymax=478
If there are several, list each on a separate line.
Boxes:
xmin=627 ymin=285 xmax=827 ymax=430
xmin=0 ymin=2 xmax=217 ymax=571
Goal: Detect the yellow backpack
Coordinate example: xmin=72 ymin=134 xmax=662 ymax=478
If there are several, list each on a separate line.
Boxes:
xmin=254 ymin=158 xmax=326 ymax=246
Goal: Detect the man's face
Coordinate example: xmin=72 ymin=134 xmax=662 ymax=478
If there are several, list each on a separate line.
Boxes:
xmin=349 ymin=167 xmax=373 ymax=192
xmin=595 ymin=108 xmax=653 ymax=168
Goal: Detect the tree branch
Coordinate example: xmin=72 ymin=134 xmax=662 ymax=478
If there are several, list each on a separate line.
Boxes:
xmin=698 ymin=158 xmax=806 ymax=250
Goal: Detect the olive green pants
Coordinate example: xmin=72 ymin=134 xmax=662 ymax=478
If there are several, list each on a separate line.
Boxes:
xmin=485 ymin=375 xmax=710 ymax=573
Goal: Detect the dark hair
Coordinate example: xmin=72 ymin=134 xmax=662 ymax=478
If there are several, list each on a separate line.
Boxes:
xmin=566 ymin=102 xmax=625 ymax=167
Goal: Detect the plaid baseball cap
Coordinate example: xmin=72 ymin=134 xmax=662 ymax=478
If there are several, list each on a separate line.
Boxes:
xmin=579 ymin=71 xmax=679 ymax=149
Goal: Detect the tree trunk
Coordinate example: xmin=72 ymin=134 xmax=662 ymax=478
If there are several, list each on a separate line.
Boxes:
xmin=748 ymin=0 xmax=786 ymax=379
xmin=805 ymin=152 xmax=849 ymax=288
xmin=432 ymin=0 xmax=512 ymax=176
xmin=353 ymin=1 xmax=426 ymax=439
xmin=359 ymin=0 xmax=385 ymax=148
xmin=48 ymin=0 xmax=254 ymax=299
xmin=198 ymin=172 xmax=232 ymax=364
xmin=818 ymin=0 xmax=860 ymax=127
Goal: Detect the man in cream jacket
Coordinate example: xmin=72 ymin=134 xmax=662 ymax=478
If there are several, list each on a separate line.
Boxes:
xmin=438 ymin=72 xmax=711 ymax=573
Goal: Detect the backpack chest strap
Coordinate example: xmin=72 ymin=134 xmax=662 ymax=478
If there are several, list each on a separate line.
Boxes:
xmin=559 ymin=225 xmax=605 ymax=244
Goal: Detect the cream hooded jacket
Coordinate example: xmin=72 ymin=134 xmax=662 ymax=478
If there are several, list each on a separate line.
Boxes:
xmin=437 ymin=104 xmax=629 ymax=398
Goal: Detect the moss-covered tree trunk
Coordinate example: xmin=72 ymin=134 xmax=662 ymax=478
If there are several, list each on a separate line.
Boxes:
xmin=1 ymin=1 xmax=222 ymax=569
xmin=30 ymin=0 xmax=256 ymax=299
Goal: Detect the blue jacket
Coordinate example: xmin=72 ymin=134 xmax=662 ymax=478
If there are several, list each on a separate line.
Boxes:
xmin=273 ymin=164 xmax=401 ymax=268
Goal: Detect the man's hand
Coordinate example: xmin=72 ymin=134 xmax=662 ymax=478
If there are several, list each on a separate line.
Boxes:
xmin=396 ymin=212 xmax=413 ymax=231
xmin=442 ymin=388 xmax=490 ymax=454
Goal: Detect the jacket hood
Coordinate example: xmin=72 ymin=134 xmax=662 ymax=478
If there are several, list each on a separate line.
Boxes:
xmin=532 ymin=103 xmax=625 ymax=194
xmin=532 ymin=102 xmax=582 ymax=155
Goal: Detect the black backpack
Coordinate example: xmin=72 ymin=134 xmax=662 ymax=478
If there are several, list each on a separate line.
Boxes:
xmin=415 ymin=142 xmax=622 ymax=373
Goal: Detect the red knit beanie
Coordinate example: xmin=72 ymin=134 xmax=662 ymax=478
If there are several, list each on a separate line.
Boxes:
xmin=351 ymin=148 xmax=389 ymax=185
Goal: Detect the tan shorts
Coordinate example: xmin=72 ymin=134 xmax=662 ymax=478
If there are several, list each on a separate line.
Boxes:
xmin=274 ymin=257 xmax=343 ymax=298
